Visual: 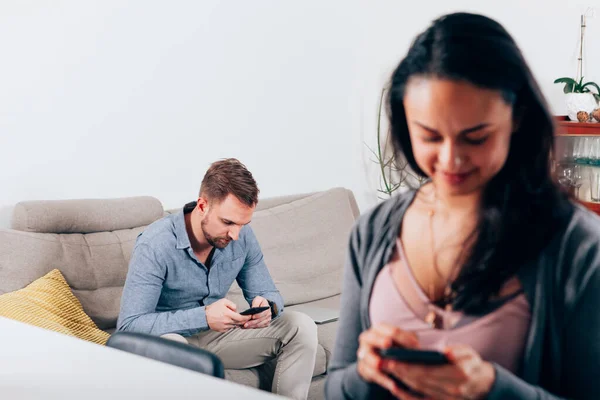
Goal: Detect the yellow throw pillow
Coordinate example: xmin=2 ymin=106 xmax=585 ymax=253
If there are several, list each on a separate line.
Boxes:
xmin=0 ymin=269 xmax=110 ymax=345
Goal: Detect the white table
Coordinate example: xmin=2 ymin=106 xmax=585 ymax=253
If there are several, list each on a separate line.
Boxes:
xmin=0 ymin=317 xmax=283 ymax=399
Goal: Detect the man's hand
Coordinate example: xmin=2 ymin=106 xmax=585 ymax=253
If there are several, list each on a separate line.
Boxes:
xmin=205 ymin=298 xmax=251 ymax=333
xmin=242 ymin=296 xmax=272 ymax=329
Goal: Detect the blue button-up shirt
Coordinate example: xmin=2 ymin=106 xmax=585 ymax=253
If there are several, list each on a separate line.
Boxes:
xmin=117 ymin=208 xmax=284 ymax=337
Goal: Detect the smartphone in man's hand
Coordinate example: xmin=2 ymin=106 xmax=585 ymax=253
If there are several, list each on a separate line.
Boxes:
xmin=239 ymin=306 xmax=270 ymax=316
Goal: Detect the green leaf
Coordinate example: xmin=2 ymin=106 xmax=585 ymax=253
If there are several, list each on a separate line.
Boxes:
xmin=582 ymin=82 xmax=600 ymax=95
xmin=565 ymin=82 xmax=576 ymax=93
xmin=554 ymin=77 xmax=577 ymax=84
xmin=554 ymin=77 xmax=577 ymax=93
xmin=573 ymin=77 xmax=585 ymax=92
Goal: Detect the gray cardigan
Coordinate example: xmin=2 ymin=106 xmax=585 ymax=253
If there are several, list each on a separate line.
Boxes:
xmin=325 ymin=190 xmax=600 ymax=399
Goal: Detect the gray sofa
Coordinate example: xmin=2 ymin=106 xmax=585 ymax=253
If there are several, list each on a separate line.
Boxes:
xmin=0 ymin=187 xmax=359 ymax=399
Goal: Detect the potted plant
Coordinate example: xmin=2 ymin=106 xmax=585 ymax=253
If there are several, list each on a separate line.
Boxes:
xmin=554 ymin=76 xmax=600 ymax=122
xmin=554 ymin=9 xmax=599 ymax=122
xmin=365 ymin=88 xmax=426 ymax=199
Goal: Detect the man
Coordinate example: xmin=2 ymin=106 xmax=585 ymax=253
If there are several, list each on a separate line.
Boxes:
xmin=117 ymin=158 xmax=318 ymax=400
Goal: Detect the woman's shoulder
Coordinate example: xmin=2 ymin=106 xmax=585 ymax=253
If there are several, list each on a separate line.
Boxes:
xmin=559 ymin=204 xmax=600 ymax=255
xmin=344 ymin=190 xmax=416 ymax=280
xmin=566 ymin=203 xmax=600 ymax=234
xmin=545 ymin=203 xmax=600 ymax=295
xmin=352 ymin=189 xmax=417 ymax=237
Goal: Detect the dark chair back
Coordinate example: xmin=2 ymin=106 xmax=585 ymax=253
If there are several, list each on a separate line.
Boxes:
xmin=107 ymin=332 xmax=225 ymax=378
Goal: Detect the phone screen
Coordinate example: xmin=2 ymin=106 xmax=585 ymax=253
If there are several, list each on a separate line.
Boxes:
xmin=239 ymin=306 xmax=270 ymax=316
xmin=379 ymin=348 xmax=449 ymax=365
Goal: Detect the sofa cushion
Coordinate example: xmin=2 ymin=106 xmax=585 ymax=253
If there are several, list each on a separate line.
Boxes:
xmin=0 ymin=269 xmax=110 ymax=345
xmin=288 ymin=295 xmax=341 ymax=367
xmin=225 ymin=368 xmax=263 ymax=390
xmin=308 ymin=375 xmax=327 ymax=400
xmin=11 ymin=196 xmax=163 ymax=233
xmin=227 ymin=188 xmax=356 ymax=306
xmin=0 ymin=226 xmax=145 ymax=330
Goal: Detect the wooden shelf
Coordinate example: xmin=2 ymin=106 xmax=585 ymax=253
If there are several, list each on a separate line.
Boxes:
xmin=578 ymin=200 xmax=600 ymax=215
xmin=555 ymin=115 xmax=600 ymax=136
xmin=555 ymin=116 xmax=600 ymax=216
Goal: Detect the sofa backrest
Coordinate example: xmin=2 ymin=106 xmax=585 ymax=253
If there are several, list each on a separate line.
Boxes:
xmin=0 ymin=188 xmax=359 ymax=330
xmin=0 ymin=197 xmax=163 ymax=330
xmin=227 ymin=188 xmax=359 ymax=308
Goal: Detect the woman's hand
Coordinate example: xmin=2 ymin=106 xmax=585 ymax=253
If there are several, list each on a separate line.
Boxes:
xmin=356 ymin=323 xmax=420 ymax=398
xmin=381 ymin=344 xmax=496 ymax=399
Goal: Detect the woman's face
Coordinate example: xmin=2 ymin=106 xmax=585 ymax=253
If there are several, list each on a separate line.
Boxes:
xmin=403 ymin=77 xmax=514 ymax=197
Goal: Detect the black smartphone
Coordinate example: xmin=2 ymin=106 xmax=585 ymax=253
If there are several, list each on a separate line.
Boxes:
xmin=239 ymin=306 xmax=270 ymax=316
xmin=379 ymin=348 xmax=449 ymax=365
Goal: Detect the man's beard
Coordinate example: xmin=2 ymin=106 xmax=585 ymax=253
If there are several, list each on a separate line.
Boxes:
xmin=201 ymin=219 xmax=231 ymax=249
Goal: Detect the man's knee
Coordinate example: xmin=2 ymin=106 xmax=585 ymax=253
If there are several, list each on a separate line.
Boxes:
xmin=160 ymin=333 xmax=189 ymax=345
xmin=277 ymin=311 xmax=318 ymax=348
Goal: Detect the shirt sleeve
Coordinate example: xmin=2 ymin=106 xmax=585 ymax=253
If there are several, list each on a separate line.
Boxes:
xmin=116 ymin=242 xmax=209 ymax=336
xmin=236 ymin=226 xmax=284 ymax=316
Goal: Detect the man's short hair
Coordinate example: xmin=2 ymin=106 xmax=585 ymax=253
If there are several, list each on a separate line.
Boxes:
xmin=199 ymin=158 xmax=259 ymax=207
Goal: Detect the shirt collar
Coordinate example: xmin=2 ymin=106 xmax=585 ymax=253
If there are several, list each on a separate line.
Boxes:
xmin=174 ymin=209 xmax=192 ymax=250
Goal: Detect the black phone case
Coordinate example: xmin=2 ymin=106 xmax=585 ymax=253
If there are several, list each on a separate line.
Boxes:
xmin=239 ymin=306 xmax=270 ymax=316
xmin=379 ymin=348 xmax=449 ymax=365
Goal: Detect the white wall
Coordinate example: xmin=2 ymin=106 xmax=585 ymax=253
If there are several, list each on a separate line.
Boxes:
xmin=356 ymin=0 xmax=600 ymax=205
xmin=0 ymin=1 xmax=598 ymax=228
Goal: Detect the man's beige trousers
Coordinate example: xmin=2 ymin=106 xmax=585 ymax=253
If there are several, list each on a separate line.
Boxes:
xmin=162 ymin=311 xmax=318 ymax=400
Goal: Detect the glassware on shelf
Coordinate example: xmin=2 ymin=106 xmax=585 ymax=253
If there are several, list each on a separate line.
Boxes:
xmin=559 ymin=165 xmax=584 ymax=199
xmin=575 ymin=137 xmax=591 ymax=165
xmin=572 ymin=165 xmax=584 ymax=198
xmin=558 ymin=166 xmax=569 ymax=183
xmin=581 ymin=137 xmax=591 ymax=165
xmin=589 ymin=138 xmax=597 ymax=166
xmin=590 ymin=168 xmax=600 ymax=202
xmin=557 ymin=120 xmax=600 ymax=215
xmin=570 ymin=137 xmax=600 ymax=166
xmin=557 ymin=136 xmax=574 ymax=163
xmin=573 ymin=137 xmax=582 ymax=163
xmin=590 ymin=138 xmax=600 ymax=166
xmin=559 ymin=166 xmax=574 ymax=195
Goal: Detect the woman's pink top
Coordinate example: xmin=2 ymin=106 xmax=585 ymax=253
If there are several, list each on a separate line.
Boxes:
xmin=369 ymin=239 xmax=531 ymax=373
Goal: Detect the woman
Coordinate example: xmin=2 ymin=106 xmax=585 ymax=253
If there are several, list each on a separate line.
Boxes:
xmin=325 ymin=12 xmax=600 ymax=400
